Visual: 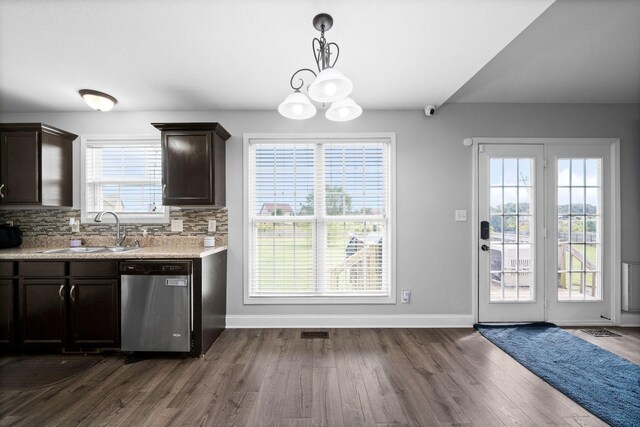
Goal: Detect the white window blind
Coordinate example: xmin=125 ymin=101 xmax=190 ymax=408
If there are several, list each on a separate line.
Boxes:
xmin=81 ymin=136 xmax=167 ymax=223
xmin=246 ymin=135 xmax=394 ymax=302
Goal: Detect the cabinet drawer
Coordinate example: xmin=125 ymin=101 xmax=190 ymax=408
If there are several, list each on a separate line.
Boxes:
xmin=19 ymin=261 xmax=66 ymax=277
xmin=70 ymin=261 xmax=118 ymax=278
xmin=0 ymin=261 xmax=15 ymax=277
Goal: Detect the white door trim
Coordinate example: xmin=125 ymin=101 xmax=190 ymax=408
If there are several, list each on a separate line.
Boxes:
xmin=470 ymin=137 xmax=621 ymax=325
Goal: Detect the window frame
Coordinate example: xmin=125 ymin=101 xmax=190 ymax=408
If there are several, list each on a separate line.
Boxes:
xmin=80 ymin=134 xmax=169 ymax=224
xmin=243 ymin=133 xmax=396 ymax=305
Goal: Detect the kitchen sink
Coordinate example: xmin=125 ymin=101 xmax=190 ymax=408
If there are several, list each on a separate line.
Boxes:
xmin=102 ymin=247 xmax=139 ymax=252
xmin=40 ymin=246 xmax=140 ymax=254
xmin=42 ymin=247 xmax=105 ymax=254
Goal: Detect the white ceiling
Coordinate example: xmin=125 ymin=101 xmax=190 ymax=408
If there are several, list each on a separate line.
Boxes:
xmin=0 ymin=0 xmax=555 ymax=112
xmin=449 ymin=0 xmax=640 ymax=103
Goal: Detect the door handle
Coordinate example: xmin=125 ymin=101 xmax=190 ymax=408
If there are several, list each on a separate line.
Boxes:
xmin=162 ymin=184 xmax=167 ymax=198
xmin=481 ymin=244 xmax=490 ymax=252
xmin=0 ymin=184 xmax=5 ymax=198
xmin=58 ymin=284 xmax=65 ymax=301
xmin=70 ymin=285 xmax=76 ymax=302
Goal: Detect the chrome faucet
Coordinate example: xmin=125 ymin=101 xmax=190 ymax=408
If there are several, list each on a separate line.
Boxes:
xmin=94 ymin=211 xmax=127 ymax=246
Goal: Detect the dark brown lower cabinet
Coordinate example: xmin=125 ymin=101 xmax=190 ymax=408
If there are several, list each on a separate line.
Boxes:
xmin=9 ymin=261 xmax=120 ymax=352
xmin=0 ymin=279 xmax=15 ymax=349
xmin=69 ymin=279 xmax=119 ymax=348
xmin=18 ymin=278 xmax=66 ymax=349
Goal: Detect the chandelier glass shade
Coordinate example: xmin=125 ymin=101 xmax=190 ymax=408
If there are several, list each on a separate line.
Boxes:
xmin=308 ymin=68 xmax=353 ymax=103
xmin=279 ymin=13 xmax=361 ymax=121
xmin=325 ymin=97 xmax=362 ymax=122
xmin=278 ymin=91 xmax=317 ymax=120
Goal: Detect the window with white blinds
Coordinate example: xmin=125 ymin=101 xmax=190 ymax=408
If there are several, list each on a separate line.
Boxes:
xmin=81 ymin=135 xmax=168 ymax=223
xmin=245 ymin=134 xmax=395 ymax=303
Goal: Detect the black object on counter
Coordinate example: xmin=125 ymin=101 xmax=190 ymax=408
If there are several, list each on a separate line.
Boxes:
xmin=0 ymin=225 xmax=22 ymax=248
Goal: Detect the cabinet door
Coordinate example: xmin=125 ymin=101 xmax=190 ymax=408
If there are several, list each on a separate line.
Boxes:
xmin=162 ymin=131 xmax=213 ymax=205
xmin=0 ymin=279 xmax=15 ymax=349
xmin=0 ymin=132 xmax=40 ymax=204
xmin=18 ymin=279 xmax=66 ymax=348
xmin=69 ymin=279 xmax=119 ymax=348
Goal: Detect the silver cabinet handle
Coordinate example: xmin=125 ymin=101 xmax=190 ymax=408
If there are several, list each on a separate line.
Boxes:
xmin=59 ymin=284 xmax=65 ymax=301
xmin=162 ymin=184 xmax=167 ymax=198
xmin=0 ymin=184 xmax=5 ymax=198
xmin=70 ymin=285 xmax=76 ymax=302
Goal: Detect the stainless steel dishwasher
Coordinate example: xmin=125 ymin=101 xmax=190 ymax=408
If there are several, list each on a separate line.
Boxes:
xmin=120 ymin=260 xmax=192 ymax=352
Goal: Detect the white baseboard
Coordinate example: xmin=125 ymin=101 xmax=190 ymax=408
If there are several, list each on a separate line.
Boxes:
xmin=551 ymin=319 xmax=614 ymax=327
xmin=226 ymin=314 xmax=474 ymax=328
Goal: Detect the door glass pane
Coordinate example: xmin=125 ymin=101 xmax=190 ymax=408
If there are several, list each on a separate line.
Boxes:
xmin=557 ymin=158 xmax=602 ymax=301
xmin=489 ymin=157 xmax=534 ymax=302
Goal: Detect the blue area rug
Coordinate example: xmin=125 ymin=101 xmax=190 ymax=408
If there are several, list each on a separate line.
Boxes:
xmin=474 ymin=323 xmax=640 ymax=427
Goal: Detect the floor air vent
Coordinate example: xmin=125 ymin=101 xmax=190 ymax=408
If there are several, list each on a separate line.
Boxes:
xmin=301 ymin=331 xmax=329 ymax=339
xmin=581 ymin=329 xmax=621 ymax=337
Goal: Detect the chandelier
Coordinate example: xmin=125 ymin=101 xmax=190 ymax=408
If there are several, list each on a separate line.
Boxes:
xmin=278 ymin=13 xmax=362 ymax=122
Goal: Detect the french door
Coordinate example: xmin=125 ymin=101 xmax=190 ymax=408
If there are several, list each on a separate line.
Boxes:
xmin=478 ymin=144 xmax=545 ymax=322
xmin=477 ymin=141 xmax=615 ymax=324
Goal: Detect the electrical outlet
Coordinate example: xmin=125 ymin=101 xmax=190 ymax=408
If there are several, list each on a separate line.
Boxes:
xmin=71 ymin=223 xmax=80 ymax=233
xmin=401 ymin=288 xmax=411 ymax=304
xmin=171 ymin=219 xmax=184 ymax=232
xmin=208 ymin=220 xmax=217 ymax=232
xmin=5 ymin=220 xmax=13 ymax=226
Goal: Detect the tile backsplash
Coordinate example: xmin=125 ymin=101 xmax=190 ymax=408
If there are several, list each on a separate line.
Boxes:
xmin=0 ymin=207 xmax=228 ymax=247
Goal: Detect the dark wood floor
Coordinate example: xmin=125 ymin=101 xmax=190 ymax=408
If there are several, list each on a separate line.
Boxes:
xmin=1 ymin=327 xmax=639 ymax=426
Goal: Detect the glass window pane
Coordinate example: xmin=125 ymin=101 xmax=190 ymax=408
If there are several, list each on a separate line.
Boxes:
xmin=490 ymin=272 xmax=503 ymax=302
xmin=517 ymin=244 xmax=532 ymax=272
xmin=518 ymin=273 xmax=533 ymax=300
xmin=585 ymin=159 xmax=600 ymax=186
xmin=518 ymin=159 xmax=531 ymax=186
xmin=585 ymin=218 xmax=599 ymax=243
xmin=503 ymin=188 xmax=517 ymax=214
xmin=518 ymin=217 xmax=531 ymax=243
xmin=490 ymin=215 xmax=503 ymax=241
xmin=558 ymin=159 xmax=570 ymax=186
xmin=518 ymin=188 xmax=531 ymax=214
xmin=254 ymin=221 xmax=314 ymax=293
xmin=572 ymin=244 xmax=585 ymax=271
xmin=558 ymin=188 xmax=570 ymax=214
xmin=585 ymin=244 xmax=598 ymax=271
xmin=503 ymin=159 xmax=517 ymax=186
xmin=558 ymin=216 xmax=570 ymax=243
xmin=571 ymin=217 xmax=585 ymax=243
xmin=324 ymin=144 xmax=386 ymax=216
xmin=586 ymin=188 xmax=599 ymax=214
xmin=255 ymin=144 xmax=315 ymax=216
xmin=571 ymin=158 xmax=584 ymax=186
xmin=504 ymin=216 xmax=517 ymax=241
xmin=325 ymin=221 xmax=385 ymax=293
xmin=490 ymin=188 xmax=502 ymax=214
xmin=572 ymin=272 xmax=584 ymax=295
xmin=490 ymin=244 xmax=503 ymax=272
xmin=490 ymin=159 xmax=502 ymax=186
xmin=571 ymin=188 xmax=585 ymax=214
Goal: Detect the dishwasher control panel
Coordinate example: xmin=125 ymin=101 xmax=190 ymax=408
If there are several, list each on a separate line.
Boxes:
xmin=120 ymin=261 xmax=192 ymax=275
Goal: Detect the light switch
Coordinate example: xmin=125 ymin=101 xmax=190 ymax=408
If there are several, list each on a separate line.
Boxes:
xmin=455 ymin=210 xmax=467 ymax=222
xmin=171 ymin=219 xmax=184 ymax=232
xmin=208 ymin=220 xmax=217 ymax=232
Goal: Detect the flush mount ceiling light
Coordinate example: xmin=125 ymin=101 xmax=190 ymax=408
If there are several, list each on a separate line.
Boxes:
xmin=278 ymin=13 xmax=361 ymax=121
xmin=79 ymin=89 xmax=118 ymax=112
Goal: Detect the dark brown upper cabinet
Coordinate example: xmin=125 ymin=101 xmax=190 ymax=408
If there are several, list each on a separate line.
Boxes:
xmin=152 ymin=122 xmax=230 ymax=206
xmin=0 ymin=123 xmax=77 ymax=206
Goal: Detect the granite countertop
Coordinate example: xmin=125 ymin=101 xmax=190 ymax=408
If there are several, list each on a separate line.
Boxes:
xmin=0 ymin=245 xmax=227 ymax=260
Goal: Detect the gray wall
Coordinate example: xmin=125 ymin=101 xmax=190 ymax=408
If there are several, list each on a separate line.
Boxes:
xmin=1 ymin=103 xmax=639 ymax=323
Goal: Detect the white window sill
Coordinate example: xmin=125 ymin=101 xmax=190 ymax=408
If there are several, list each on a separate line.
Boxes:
xmin=244 ymin=295 xmax=396 ymax=305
